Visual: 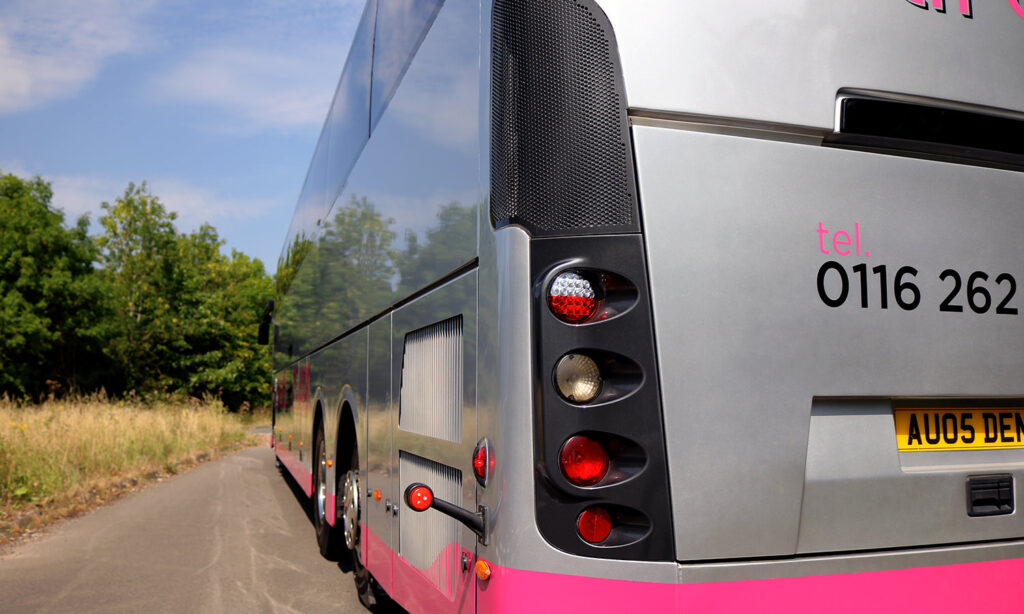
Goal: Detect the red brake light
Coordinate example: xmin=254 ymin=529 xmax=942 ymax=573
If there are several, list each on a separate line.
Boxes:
xmin=577 ymin=506 xmax=612 ymax=543
xmin=407 ymin=484 xmax=433 ymax=512
xmin=547 ymin=271 xmax=597 ymax=323
xmin=559 ymin=435 xmax=609 ymax=486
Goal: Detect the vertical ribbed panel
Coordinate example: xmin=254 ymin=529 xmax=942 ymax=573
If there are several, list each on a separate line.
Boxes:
xmin=399 ymin=452 xmax=462 ymax=600
xmin=399 ymin=316 xmax=463 ymax=442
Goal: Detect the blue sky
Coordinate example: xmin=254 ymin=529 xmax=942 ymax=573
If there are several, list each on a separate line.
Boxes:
xmin=0 ymin=0 xmax=364 ymax=274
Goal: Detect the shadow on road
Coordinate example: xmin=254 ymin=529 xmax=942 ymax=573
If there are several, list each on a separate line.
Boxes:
xmin=277 ymin=461 xmax=407 ymax=614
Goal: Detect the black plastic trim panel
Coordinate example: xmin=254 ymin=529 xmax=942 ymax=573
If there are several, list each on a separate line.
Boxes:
xmin=824 ymin=98 xmax=1024 ymax=172
xmin=490 ymin=0 xmax=640 ymax=236
xmin=531 ymin=234 xmax=674 ymax=561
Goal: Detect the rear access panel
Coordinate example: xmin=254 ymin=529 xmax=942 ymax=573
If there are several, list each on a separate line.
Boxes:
xmin=633 ymin=125 xmax=1024 ymax=560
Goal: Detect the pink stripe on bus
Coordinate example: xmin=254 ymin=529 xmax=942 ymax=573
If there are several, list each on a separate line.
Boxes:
xmin=478 ymin=556 xmax=1024 ymax=613
xmin=275 ymin=447 xmax=312 ymax=497
xmin=1010 ymin=0 xmax=1024 ymax=19
xmin=359 ymin=517 xmax=1024 ymax=612
xmin=393 ymin=543 xmax=472 ymax=612
xmin=364 ymin=524 xmax=391 ymax=593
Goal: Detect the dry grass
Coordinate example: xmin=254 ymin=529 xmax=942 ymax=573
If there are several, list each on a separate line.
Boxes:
xmin=0 ymin=394 xmax=260 ymax=542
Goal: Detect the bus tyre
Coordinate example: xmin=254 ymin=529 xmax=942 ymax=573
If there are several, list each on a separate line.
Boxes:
xmin=313 ymin=426 xmax=342 ymax=559
xmin=346 ymin=445 xmax=386 ymax=609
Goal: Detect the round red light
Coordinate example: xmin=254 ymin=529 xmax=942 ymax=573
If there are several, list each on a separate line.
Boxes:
xmin=577 ymin=506 xmax=613 ymax=544
xmin=559 ymin=435 xmax=609 ymax=486
xmin=472 ymin=438 xmax=495 ymax=486
xmin=473 ymin=447 xmax=487 ymax=479
xmin=548 ymin=272 xmax=597 ymax=323
xmin=406 ymin=485 xmax=433 ymax=512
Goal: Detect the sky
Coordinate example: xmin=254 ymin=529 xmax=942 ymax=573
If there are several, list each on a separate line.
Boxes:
xmin=0 ymin=0 xmax=364 ymax=274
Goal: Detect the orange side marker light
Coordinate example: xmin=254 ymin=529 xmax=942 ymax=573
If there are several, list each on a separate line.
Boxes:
xmin=326 ymin=460 xmax=333 ymax=468
xmin=373 ymin=490 xmax=382 ymax=501
xmin=475 ymin=559 xmax=491 ymax=582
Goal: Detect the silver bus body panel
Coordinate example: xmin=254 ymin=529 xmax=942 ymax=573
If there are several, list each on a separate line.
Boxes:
xmin=596 ymin=0 xmax=1024 ymax=129
xmin=634 ymin=124 xmax=1024 ymax=560
xmin=309 ymin=328 xmax=369 ymax=513
xmin=366 ymin=314 xmax=393 ymax=593
xmin=275 ymin=0 xmax=486 ymax=608
xmin=678 ymin=538 xmax=1024 ymax=583
xmin=390 ymin=272 xmax=478 ymax=611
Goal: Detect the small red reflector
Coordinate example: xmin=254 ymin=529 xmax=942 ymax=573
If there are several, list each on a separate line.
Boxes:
xmin=473 ymin=447 xmax=487 ymax=478
xmin=407 ymin=485 xmax=433 ymax=511
xmin=577 ymin=506 xmax=612 ymax=543
xmin=472 ymin=437 xmax=495 ymax=486
xmin=559 ymin=435 xmax=609 ymax=486
xmin=548 ymin=272 xmax=597 ymax=323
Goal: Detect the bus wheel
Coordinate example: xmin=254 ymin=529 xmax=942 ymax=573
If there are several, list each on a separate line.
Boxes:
xmin=313 ymin=426 xmax=341 ymax=559
xmin=346 ymin=445 xmax=385 ymax=608
xmin=342 ymin=463 xmax=360 ymax=551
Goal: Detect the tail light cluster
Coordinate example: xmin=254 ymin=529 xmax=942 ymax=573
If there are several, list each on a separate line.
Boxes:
xmin=531 ymin=236 xmax=674 ymax=561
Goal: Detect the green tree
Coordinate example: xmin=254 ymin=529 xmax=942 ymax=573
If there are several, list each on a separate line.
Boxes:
xmin=96 ymin=183 xmax=181 ymax=393
xmin=0 ymin=172 xmax=109 ymax=399
xmin=173 ymin=225 xmax=273 ymax=409
xmin=96 ymin=183 xmax=273 ymax=408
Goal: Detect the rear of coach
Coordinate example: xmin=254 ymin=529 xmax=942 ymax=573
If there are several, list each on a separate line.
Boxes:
xmin=481 ymin=1 xmax=1024 ymax=610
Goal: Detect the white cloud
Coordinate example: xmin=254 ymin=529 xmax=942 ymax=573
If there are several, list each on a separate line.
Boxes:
xmin=148 ymin=0 xmax=365 ymax=132
xmin=149 ymin=43 xmax=347 ymax=131
xmin=145 ymin=178 xmax=280 ymax=229
xmin=0 ymin=0 xmax=154 ymax=114
xmin=50 ymin=174 xmax=123 ymax=220
xmin=35 ymin=172 xmax=280 ymax=233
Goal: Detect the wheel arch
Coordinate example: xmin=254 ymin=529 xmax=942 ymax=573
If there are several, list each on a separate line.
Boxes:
xmin=337 ymin=396 xmax=358 ymax=474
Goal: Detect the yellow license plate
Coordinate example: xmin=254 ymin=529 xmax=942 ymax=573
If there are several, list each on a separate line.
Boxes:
xmin=893 ymin=408 xmax=1024 ymax=451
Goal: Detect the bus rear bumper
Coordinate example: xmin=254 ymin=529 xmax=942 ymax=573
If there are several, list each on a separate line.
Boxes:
xmin=477 ymin=554 xmax=1024 ymax=612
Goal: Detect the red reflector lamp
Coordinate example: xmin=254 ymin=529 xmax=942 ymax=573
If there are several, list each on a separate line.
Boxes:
xmin=577 ymin=506 xmax=612 ymax=544
xmin=472 ymin=437 xmax=495 ymax=486
xmin=473 ymin=447 xmax=486 ymax=477
xmin=406 ymin=484 xmax=434 ymax=512
xmin=548 ymin=271 xmax=597 ymax=323
xmin=559 ymin=435 xmax=609 ymax=486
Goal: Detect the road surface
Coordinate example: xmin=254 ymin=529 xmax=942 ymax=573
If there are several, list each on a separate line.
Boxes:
xmin=1 ymin=443 xmax=395 ymax=614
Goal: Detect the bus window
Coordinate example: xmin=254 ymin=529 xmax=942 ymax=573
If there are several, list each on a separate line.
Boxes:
xmin=370 ymin=0 xmax=444 ymax=130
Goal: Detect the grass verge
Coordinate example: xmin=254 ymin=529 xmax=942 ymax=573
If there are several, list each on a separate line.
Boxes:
xmin=0 ymin=394 xmax=262 ymax=545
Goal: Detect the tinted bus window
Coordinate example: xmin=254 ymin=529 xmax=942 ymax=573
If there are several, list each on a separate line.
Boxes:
xmin=325 ymin=0 xmax=375 ymax=210
xmin=370 ymin=0 xmax=444 ymax=129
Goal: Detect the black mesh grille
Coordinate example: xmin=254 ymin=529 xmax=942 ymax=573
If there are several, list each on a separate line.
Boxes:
xmin=490 ymin=0 xmax=639 ymax=236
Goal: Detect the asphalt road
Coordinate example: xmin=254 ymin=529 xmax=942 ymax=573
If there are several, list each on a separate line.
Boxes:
xmin=1 ymin=443 xmax=391 ymax=614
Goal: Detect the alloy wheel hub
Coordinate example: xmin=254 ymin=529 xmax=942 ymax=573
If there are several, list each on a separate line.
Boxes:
xmin=342 ymin=470 xmax=360 ymax=550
